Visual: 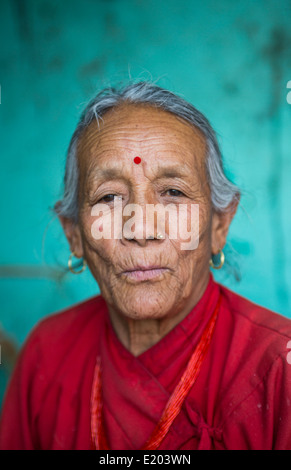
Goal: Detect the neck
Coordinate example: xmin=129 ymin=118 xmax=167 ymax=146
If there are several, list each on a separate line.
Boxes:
xmin=107 ymin=274 xmax=210 ymax=357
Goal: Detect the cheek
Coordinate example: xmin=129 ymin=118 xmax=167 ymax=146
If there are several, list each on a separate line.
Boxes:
xmin=173 ymin=205 xmax=212 ymax=281
xmin=171 ymin=202 xmax=211 ymax=252
xmin=84 ymin=237 xmax=118 ymax=266
xmin=82 ymin=237 xmax=120 ymax=294
xmin=79 ymin=213 xmax=118 ymax=266
xmin=197 ymin=203 xmax=212 ymax=247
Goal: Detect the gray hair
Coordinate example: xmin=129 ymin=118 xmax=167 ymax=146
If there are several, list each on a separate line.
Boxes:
xmin=54 ymin=81 xmax=239 ymax=223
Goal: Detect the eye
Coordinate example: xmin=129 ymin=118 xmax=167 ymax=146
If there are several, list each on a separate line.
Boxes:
xmin=164 ymin=189 xmax=184 ymax=197
xmin=98 ymin=194 xmax=118 ymax=203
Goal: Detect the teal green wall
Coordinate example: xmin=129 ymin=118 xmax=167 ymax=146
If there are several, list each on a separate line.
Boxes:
xmin=1 ymin=0 xmax=291 ymax=401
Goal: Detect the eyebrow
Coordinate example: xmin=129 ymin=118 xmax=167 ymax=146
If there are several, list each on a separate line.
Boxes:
xmin=87 ymin=164 xmax=190 ymax=184
xmin=89 ymin=167 xmax=122 ymax=180
xmin=153 ymin=165 xmax=190 ymax=179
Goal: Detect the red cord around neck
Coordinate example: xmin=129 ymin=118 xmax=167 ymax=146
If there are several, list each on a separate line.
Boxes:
xmin=91 ymin=294 xmax=221 ymax=450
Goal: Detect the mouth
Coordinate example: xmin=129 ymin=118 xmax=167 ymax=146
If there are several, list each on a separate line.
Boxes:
xmin=120 ymin=265 xmax=170 ymax=282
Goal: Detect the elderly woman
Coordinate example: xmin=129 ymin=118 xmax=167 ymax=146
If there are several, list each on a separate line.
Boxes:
xmin=0 ymin=82 xmax=291 ymax=451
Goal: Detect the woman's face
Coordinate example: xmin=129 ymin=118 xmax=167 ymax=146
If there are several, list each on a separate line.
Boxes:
xmin=61 ymin=104 xmax=232 ymax=321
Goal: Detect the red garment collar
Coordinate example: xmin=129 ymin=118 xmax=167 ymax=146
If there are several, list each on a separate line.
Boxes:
xmin=102 ymin=273 xmax=220 ymax=384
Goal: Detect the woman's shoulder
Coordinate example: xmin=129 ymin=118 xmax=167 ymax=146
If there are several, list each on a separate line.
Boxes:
xmin=32 ymin=294 xmax=107 ymax=340
xmin=212 ymin=285 xmax=291 ymax=434
xmin=0 ymin=295 xmax=108 ymax=449
xmin=20 ymin=294 xmax=108 ymax=370
xmin=220 ymin=283 xmax=291 ymax=338
xmin=219 ymin=282 xmax=291 ymax=370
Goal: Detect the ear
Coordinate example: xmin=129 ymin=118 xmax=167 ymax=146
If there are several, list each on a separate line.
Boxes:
xmin=211 ymin=197 xmax=239 ymax=255
xmin=58 ymin=214 xmax=84 ymax=259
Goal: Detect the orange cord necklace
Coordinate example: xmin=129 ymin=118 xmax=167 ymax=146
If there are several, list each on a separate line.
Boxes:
xmin=91 ymin=294 xmax=221 ymax=450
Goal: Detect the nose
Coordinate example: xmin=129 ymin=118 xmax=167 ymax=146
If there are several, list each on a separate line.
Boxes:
xmin=122 ymin=197 xmax=164 ymax=247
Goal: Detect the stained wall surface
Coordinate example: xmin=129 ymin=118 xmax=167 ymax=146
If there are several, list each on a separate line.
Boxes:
xmin=0 ymin=0 xmax=291 ymax=403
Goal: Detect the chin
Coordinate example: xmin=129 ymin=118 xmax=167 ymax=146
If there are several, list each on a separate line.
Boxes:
xmin=114 ymin=282 xmax=177 ymax=321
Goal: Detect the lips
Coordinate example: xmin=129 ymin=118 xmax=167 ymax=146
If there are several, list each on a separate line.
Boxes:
xmin=121 ymin=265 xmax=169 ymax=282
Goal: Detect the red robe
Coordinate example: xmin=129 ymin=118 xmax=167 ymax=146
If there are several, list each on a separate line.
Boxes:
xmin=1 ymin=274 xmax=291 ymax=450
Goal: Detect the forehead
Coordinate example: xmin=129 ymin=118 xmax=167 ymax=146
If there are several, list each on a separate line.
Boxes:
xmin=77 ymin=104 xmax=207 ymax=177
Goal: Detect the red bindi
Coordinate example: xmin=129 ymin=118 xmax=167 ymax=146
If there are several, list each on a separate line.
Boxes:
xmin=134 ymin=156 xmax=141 ymax=164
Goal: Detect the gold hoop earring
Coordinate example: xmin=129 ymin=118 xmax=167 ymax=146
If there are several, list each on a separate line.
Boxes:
xmin=209 ymin=249 xmax=225 ymax=270
xmin=68 ymin=251 xmax=87 ymax=274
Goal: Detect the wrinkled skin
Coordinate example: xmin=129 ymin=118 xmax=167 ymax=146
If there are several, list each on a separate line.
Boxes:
xmin=59 ymin=104 xmax=237 ymax=355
